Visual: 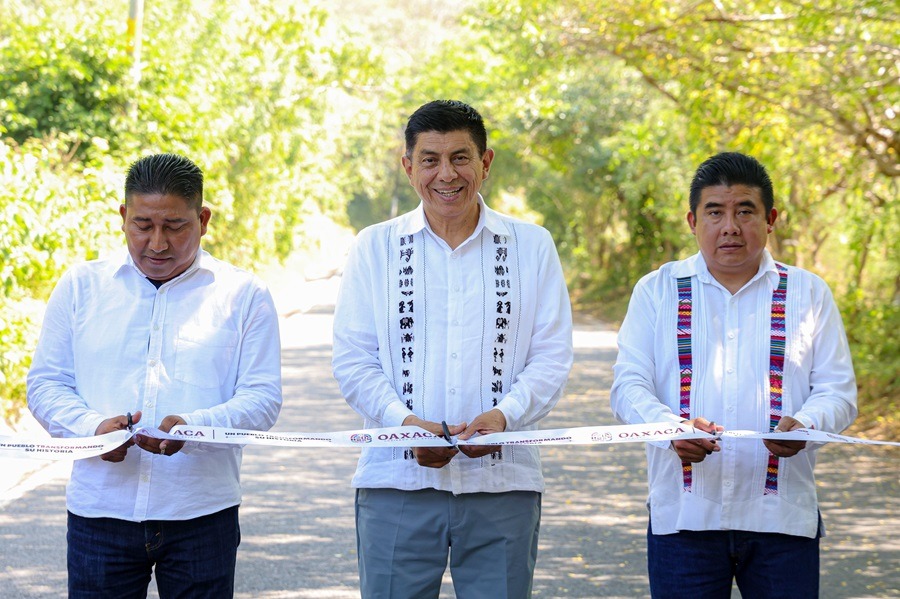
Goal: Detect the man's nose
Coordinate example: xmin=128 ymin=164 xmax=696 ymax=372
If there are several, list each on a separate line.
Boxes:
xmin=438 ymin=159 xmax=458 ymax=181
xmin=721 ymin=213 xmax=740 ymax=234
xmin=148 ymin=228 xmax=168 ymax=252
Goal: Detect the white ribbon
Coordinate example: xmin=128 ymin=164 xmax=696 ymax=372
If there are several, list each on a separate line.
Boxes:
xmin=2 ymin=422 xmax=898 ymax=461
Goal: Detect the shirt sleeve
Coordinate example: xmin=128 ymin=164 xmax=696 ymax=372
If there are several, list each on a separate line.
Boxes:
xmin=791 ymin=277 xmax=857 ymax=433
xmin=332 ymin=232 xmax=412 ymax=428
xmin=27 ymin=270 xmax=108 ymax=439
xmin=495 ymin=228 xmax=574 ymax=430
xmin=176 ymin=282 xmax=283 ymax=453
xmin=610 ymin=273 xmax=683 ymax=427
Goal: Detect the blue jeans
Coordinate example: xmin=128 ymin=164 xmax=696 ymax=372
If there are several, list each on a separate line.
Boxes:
xmin=647 ymin=519 xmax=819 ymax=598
xmin=67 ymin=506 xmax=240 ymax=599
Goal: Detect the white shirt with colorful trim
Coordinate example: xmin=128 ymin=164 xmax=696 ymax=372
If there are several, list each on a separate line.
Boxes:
xmin=332 ymin=197 xmax=574 ymax=494
xmin=611 ymin=250 xmax=857 ymax=538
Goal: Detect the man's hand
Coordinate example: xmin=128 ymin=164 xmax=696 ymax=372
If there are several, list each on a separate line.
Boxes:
xmin=672 ymin=417 xmax=723 ymax=463
xmin=95 ymin=410 xmax=142 ymax=463
xmin=402 ymin=415 xmax=465 ymax=468
xmin=134 ymin=415 xmax=186 ymax=456
xmin=457 ymin=409 xmax=507 ymax=459
xmin=763 ymin=415 xmax=807 ymax=458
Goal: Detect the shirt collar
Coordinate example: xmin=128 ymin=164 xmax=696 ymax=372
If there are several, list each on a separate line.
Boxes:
xmin=397 ymin=194 xmax=511 ymax=240
xmin=673 ymin=249 xmax=780 ymax=291
xmin=113 ymin=248 xmax=211 ymax=284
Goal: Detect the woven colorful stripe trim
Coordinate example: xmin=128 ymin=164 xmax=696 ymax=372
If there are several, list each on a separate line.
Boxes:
xmin=676 ymin=276 xmax=693 ymax=492
xmin=764 ymin=263 xmax=789 ymax=495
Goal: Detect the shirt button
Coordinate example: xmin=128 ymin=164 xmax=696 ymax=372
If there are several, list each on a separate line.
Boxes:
xmin=153 ymin=324 xmax=160 ymax=331
xmin=724 ymin=480 xmax=733 ymax=487
xmin=145 ymin=401 xmax=154 ymax=408
xmin=450 ymin=389 xmax=456 ymax=395
xmin=727 ymin=332 xmax=735 ymax=339
xmin=149 ymin=359 xmax=157 ymax=367
xmin=451 ymin=353 xmax=457 ymax=359
xmin=452 ymin=320 xmax=459 ymax=326
xmin=728 ymin=406 xmax=735 ymax=413
xmin=454 ymin=286 xmax=460 ymax=292
xmin=726 ymin=367 xmax=734 ymax=374
xmin=140 ymin=474 xmax=149 ymax=482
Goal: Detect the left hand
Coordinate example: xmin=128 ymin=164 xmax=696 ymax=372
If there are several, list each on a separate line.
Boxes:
xmin=95 ymin=411 xmax=142 ymax=463
xmin=457 ymin=409 xmax=507 ymax=459
xmin=763 ymin=415 xmax=807 ymax=458
xmin=133 ymin=415 xmax=186 ymax=456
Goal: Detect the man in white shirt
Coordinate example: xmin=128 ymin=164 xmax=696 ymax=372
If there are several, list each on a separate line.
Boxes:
xmin=332 ymin=100 xmax=573 ymax=598
xmin=27 ymin=153 xmax=282 ymax=598
xmin=611 ymin=152 xmax=857 ymax=598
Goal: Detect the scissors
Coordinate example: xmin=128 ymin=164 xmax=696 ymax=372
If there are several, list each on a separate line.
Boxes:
xmin=126 ymin=412 xmax=134 ymax=433
xmin=441 ymin=420 xmax=457 ymax=447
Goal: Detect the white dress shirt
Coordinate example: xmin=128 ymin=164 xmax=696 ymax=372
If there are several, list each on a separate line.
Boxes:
xmin=611 ymin=250 xmax=857 ymax=538
xmin=27 ymin=249 xmax=282 ymax=521
xmin=333 ymin=198 xmax=573 ymax=494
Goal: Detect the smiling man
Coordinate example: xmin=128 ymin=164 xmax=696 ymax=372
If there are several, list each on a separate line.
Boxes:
xmin=27 ymin=153 xmax=282 ymax=598
xmin=610 ymin=152 xmax=857 ymax=598
xmin=333 ymin=100 xmax=574 ymax=598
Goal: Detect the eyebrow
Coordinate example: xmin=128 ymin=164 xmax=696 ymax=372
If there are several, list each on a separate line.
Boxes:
xmin=701 ymin=200 xmax=758 ymax=209
xmin=419 ymin=148 xmax=472 ymax=157
xmin=132 ymin=216 xmax=190 ymax=223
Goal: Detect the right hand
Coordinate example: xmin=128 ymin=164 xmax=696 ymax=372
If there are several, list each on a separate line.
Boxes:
xmin=672 ymin=417 xmax=722 ymax=463
xmin=95 ymin=410 xmax=142 ymax=463
xmin=402 ymin=415 xmax=466 ymax=469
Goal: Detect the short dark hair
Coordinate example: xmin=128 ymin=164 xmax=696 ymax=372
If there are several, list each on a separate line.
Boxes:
xmin=689 ymin=152 xmax=774 ymax=215
xmin=124 ymin=153 xmax=203 ymax=212
xmin=404 ymin=100 xmax=487 ymax=157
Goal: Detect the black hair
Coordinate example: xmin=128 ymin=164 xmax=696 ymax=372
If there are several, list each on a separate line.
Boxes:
xmin=124 ymin=153 xmax=203 ymax=212
xmin=689 ymin=152 xmax=774 ymax=215
xmin=404 ymin=100 xmax=487 ymax=157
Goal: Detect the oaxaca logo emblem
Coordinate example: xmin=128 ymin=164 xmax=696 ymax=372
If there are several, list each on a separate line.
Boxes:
xmin=350 ymin=434 xmax=373 ymax=444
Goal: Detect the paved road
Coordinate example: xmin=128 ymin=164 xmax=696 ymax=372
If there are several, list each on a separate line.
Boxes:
xmin=1 ymin=303 xmax=898 ymax=598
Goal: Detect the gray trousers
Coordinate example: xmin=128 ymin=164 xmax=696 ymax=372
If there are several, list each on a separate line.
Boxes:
xmin=355 ymin=488 xmax=541 ymax=599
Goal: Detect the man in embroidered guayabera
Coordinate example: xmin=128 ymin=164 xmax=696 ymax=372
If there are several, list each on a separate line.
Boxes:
xmin=610 ymin=152 xmax=857 ymax=598
xmin=332 ymin=100 xmax=574 ymax=598
xmin=27 ymin=154 xmax=283 ymax=598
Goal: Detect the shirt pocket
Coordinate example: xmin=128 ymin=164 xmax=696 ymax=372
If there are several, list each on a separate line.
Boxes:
xmin=174 ymin=325 xmax=238 ymax=388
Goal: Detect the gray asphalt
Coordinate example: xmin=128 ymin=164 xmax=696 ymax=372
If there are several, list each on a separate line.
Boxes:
xmin=1 ymin=307 xmax=898 ymax=598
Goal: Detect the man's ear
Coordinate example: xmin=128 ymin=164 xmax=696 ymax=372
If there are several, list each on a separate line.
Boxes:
xmin=481 ymin=148 xmax=495 ymax=180
xmin=767 ymin=208 xmax=778 ymax=232
xmin=199 ymin=207 xmax=211 ymax=236
xmin=401 ymin=155 xmax=414 ymax=182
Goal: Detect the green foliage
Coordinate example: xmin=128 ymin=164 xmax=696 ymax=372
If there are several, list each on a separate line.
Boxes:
xmin=0 ymin=140 xmax=121 ymax=295
xmin=0 ymin=300 xmax=38 ymax=422
xmin=842 ymin=294 xmax=900 ymax=437
xmin=0 ymin=0 xmax=377 ymax=418
xmin=0 ymin=0 xmax=896 ymax=433
xmin=448 ymin=0 xmax=898 ymax=422
xmin=0 ymin=139 xmax=121 ymax=419
xmin=0 ymin=0 xmax=131 ymax=156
